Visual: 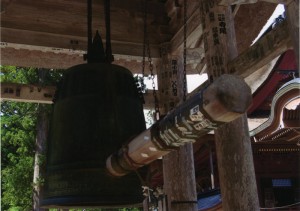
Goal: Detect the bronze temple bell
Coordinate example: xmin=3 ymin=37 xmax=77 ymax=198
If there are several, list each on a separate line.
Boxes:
xmin=41 ymin=30 xmax=146 ymax=208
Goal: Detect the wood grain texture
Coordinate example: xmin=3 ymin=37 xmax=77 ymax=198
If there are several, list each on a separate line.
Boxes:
xmin=200 ymin=1 xmax=260 ymax=210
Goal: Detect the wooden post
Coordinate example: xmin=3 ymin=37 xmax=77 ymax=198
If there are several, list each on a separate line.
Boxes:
xmin=158 ymin=43 xmax=181 ymax=114
xmin=163 ymin=143 xmax=198 ymax=211
xmin=285 ymin=0 xmax=299 ymax=70
xmin=215 ymin=115 xmax=260 ymax=210
xmin=199 ymin=1 xmax=260 ymax=210
xmin=33 ymin=107 xmax=49 ymax=211
xmin=33 ymin=69 xmax=49 ymax=211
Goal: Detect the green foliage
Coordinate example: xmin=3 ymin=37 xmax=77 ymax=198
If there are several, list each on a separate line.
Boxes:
xmin=0 ymin=66 xmax=64 ymax=85
xmin=0 ymin=66 xmax=39 ymax=84
xmin=1 ymin=101 xmax=38 ymax=211
xmin=1 ymin=66 xmax=64 ymax=210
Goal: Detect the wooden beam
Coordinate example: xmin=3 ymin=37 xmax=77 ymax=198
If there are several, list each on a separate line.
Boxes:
xmin=218 ymin=0 xmax=257 ymax=5
xmin=170 ymin=7 xmax=204 ymax=54
xmin=1 ymin=20 xmax=289 ymax=77
xmin=228 ymin=20 xmax=292 ymax=78
xmin=106 ymin=74 xmax=252 ymax=173
xmin=261 ymin=0 xmax=292 ymax=4
xmin=0 ymin=45 xmax=160 ymax=74
xmin=0 ymin=82 xmax=160 ymax=109
xmin=1 ymin=19 xmax=290 ymax=106
xmin=0 ymin=0 xmax=170 ymax=43
xmin=0 ymin=27 xmax=161 ymax=58
xmin=1 ymin=82 xmax=55 ymax=104
xmin=217 ymin=0 xmax=292 ymax=5
xmin=159 ymin=10 xmax=199 ymax=209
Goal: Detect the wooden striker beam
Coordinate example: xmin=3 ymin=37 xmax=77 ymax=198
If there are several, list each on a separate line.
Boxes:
xmin=106 ymin=74 xmax=252 ymax=175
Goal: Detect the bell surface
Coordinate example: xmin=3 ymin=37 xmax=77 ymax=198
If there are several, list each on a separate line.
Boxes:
xmin=42 ymin=63 xmax=146 ymax=208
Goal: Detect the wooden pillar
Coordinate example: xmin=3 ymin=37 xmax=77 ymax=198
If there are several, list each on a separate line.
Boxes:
xmin=33 ymin=69 xmax=49 ymax=211
xmin=215 ymin=115 xmax=259 ymax=210
xmin=285 ymin=0 xmax=299 ymax=70
xmin=33 ymin=105 xmax=49 ymax=211
xmin=159 ymin=43 xmax=198 ymax=211
xmin=158 ymin=43 xmax=181 ymax=114
xmin=199 ymin=1 xmax=259 ymax=210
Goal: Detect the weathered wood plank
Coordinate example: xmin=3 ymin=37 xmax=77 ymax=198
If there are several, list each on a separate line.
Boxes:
xmin=261 ymin=0 xmax=292 ymax=4
xmin=1 ymin=18 xmax=290 ymax=107
xmin=1 ymin=0 xmax=170 ymax=44
xmin=0 ymin=27 xmax=161 ymax=58
xmin=228 ymin=20 xmax=291 ymax=78
xmin=1 ymin=82 xmax=55 ymax=104
xmin=157 ymin=43 xmax=182 ymax=114
xmin=159 ymin=9 xmax=198 ymax=209
xmin=218 ymin=0 xmax=257 ymax=5
xmin=0 ymin=82 xmax=159 ymax=110
xmin=0 ymin=45 xmax=160 ymax=75
xmin=170 ymin=8 xmax=204 ymax=54
xmin=1 ymin=19 xmax=288 ymax=77
xmin=106 ymin=74 xmax=252 ymax=173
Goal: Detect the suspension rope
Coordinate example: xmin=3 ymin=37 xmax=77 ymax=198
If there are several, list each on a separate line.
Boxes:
xmin=86 ymin=0 xmax=93 ymax=61
xmin=142 ymin=0 xmax=147 ymax=78
xmin=104 ymin=0 xmax=114 ymax=63
xmin=183 ymin=0 xmax=187 ymax=102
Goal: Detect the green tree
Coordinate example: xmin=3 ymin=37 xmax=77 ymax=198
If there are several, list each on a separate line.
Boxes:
xmin=1 ymin=66 xmax=40 ymax=210
xmin=1 ymin=100 xmax=38 ymax=210
xmin=1 ymin=66 xmax=63 ymax=211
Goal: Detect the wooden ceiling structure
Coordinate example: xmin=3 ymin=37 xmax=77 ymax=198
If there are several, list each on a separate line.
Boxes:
xmin=1 ymin=0 xmax=279 ymax=73
xmin=1 ymin=0 xmax=294 ymax=111
xmin=1 ymin=0 xmax=299 ymax=210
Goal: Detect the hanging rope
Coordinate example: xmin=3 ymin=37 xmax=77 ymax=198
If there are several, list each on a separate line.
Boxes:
xmin=183 ymin=0 xmax=187 ymax=102
xmin=84 ymin=0 xmax=105 ymax=63
xmin=85 ymin=0 xmax=93 ymax=61
xmin=136 ymin=0 xmax=147 ymax=103
xmin=87 ymin=0 xmax=92 ymax=53
xmin=104 ymin=0 xmax=114 ymax=63
xmin=142 ymin=0 xmax=147 ymax=79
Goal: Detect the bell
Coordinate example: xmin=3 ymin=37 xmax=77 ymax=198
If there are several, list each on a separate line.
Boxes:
xmin=41 ymin=62 xmax=146 ymax=208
